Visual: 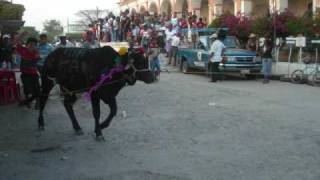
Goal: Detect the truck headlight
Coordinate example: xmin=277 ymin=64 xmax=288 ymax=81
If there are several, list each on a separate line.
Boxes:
xmin=227 ymin=56 xmax=236 ymax=62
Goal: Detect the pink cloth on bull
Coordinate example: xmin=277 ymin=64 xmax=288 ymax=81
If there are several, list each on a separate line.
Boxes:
xmin=83 ymin=65 xmax=125 ymax=101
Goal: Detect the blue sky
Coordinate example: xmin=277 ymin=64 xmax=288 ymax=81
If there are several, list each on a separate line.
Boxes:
xmin=13 ymin=0 xmax=119 ymax=31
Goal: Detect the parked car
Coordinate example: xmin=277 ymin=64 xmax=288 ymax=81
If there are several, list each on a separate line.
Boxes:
xmin=177 ymin=35 xmax=262 ymax=79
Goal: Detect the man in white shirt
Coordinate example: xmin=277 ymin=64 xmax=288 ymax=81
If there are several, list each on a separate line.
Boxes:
xmin=168 ymin=32 xmax=180 ymax=66
xmin=209 ymin=32 xmax=226 ymax=82
xmin=55 ymin=35 xmax=75 ymax=48
xmin=171 ymin=12 xmax=179 ymax=30
xmin=165 ymin=24 xmax=176 ymax=57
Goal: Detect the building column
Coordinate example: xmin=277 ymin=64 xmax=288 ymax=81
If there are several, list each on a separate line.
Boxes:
xmin=171 ymin=0 xmax=176 ymax=16
xmin=234 ymin=0 xmax=241 ymax=15
xmin=213 ymin=0 xmax=223 ymax=18
xmin=241 ymin=0 xmax=253 ymax=15
xmin=273 ymin=0 xmax=288 ymax=13
xmin=208 ymin=2 xmax=214 ymax=23
xmin=313 ymin=0 xmax=320 ymax=13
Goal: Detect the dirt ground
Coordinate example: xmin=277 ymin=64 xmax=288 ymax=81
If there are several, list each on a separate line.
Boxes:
xmin=1 ymin=58 xmax=320 ymax=180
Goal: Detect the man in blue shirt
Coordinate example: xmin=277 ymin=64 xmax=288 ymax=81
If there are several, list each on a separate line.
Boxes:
xmin=36 ymin=33 xmax=53 ymax=109
xmin=38 ymin=34 xmax=53 ymax=71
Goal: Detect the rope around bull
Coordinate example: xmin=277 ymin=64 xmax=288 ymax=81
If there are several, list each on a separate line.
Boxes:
xmin=59 ymin=77 xmax=129 ymax=97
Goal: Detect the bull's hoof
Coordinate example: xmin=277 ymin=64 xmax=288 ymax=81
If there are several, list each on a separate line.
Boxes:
xmin=75 ymin=129 xmax=84 ymax=136
xmin=95 ymin=135 xmax=105 ymax=142
xmin=38 ymin=125 xmax=45 ymax=131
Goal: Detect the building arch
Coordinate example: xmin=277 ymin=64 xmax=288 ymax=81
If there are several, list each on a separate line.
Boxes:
xmin=288 ymin=0 xmax=313 ymax=17
xmin=160 ymin=0 xmax=173 ymax=18
xmin=200 ymin=0 xmax=209 ymax=20
xmin=131 ymin=8 xmax=137 ymax=14
xmin=175 ymin=0 xmax=189 ymax=17
xmin=140 ymin=5 xmax=146 ymax=13
xmin=251 ymin=0 xmax=269 ymax=17
xmin=149 ymin=2 xmax=159 ymax=15
xmin=223 ymin=0 xmax=235 ymax=14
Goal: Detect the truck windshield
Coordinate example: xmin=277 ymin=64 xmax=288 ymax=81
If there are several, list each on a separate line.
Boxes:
xmin=223 ymin=37 xmax=238 ymax=48
xmin=208 ymin=36 xmax=239 ymax=49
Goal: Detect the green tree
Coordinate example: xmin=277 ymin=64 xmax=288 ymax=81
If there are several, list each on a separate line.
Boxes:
xmin=43 ymin=19 xmax=64 ymax=41
xmin=19 ymin=26 xmax=39 ymax=42
xmin=0 ymin=0 xmax=25 ymax=33
xmin=251 ymin=16 xmax=272 ymax=37
xmin=0 ymin=0 xmax=25 ymax=20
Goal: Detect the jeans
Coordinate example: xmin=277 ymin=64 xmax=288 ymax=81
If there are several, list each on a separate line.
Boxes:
xmin=169 ymin=46 xmax=178 ymax=65
xmin=115 ymin=29 xmax=119 ymax=41
xmin=262 ymin=58 xmax=272 ymax=79
xmin=151 ymin=57 xmax=161 ymax=73
xmin=20 ymin=73 xmax=40 ymax=104
xmin=110 ymin=29 xmax=114 ymax=42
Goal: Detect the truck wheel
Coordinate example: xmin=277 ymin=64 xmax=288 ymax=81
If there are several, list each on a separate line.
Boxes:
xmin=182 ymin=61 xmax=190 ymax=74
xmin=312 ymin=71 xmax=320 ymax=86
xmin=291 ymin=70 xmax=304 ymax=84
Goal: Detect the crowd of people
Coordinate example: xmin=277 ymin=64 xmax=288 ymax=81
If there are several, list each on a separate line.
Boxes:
xmin=96 ymin=10 xmax=207 ymax=44
xmin=93 ymin=10 xmax=274 ymax=83
xmin=89 ymin=10 xmax=208 ymax=76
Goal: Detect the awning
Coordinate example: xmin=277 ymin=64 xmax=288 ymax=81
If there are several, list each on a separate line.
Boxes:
xmin=0 ymin=20 xmax=25 ymax=28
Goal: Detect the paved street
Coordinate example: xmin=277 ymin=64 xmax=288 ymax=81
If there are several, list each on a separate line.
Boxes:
xmin=1 ymin=62 xmax=320 ymax=180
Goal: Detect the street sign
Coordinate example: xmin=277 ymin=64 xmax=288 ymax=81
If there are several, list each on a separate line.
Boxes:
xmin=286 ymin=37 xmax=296 ymax=45
xmin=311 ymin=40 xmax=320 ymax=44
xmin=259 ymin=38 xmax=265 ymax=47
xmin=296 ymin=36 xmax=306 ymax=47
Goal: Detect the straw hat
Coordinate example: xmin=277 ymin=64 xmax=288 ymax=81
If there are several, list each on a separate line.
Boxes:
xmin=249 ymin=33 xmax=256 ymax=38
xmin=2 ymin=34 xmax=11 ymax=39
xmin=210 ymin=33 xmax=217 ymax=39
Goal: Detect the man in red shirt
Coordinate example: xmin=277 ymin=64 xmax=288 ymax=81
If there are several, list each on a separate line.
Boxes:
xmin=196 ymin=18 xmax=206 ymax=29
xmin=15 ymin=32 xmax=41 ymax=108
xmin=179 ymin=15 xmax=188 ymax=42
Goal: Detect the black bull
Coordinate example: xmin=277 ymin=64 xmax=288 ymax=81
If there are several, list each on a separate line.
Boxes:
xmin=38 ymin=46 xmax=154 ymax=140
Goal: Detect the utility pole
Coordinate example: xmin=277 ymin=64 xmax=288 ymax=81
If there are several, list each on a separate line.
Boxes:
xmin=273 ymin=0 xmax=277 ymax=58
xmin=67 ymin=18 xmax=70 ymax=34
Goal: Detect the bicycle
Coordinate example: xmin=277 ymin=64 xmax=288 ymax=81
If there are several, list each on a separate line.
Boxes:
xmin=291 ymin=64 xmax=320 ymax=85
xmin=291 ymin=45 xmax=320 ymax=86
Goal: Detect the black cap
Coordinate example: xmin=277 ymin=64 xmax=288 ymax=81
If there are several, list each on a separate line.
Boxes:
xmin=26 ymin=37 xmax=38 ymax=44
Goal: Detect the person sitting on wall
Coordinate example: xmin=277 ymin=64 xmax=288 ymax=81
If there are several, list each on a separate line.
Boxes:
xmin=82 ymin=31 xmax=100 ymax=49
xmin=246 ymin=33 xmax=259 ymax=53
